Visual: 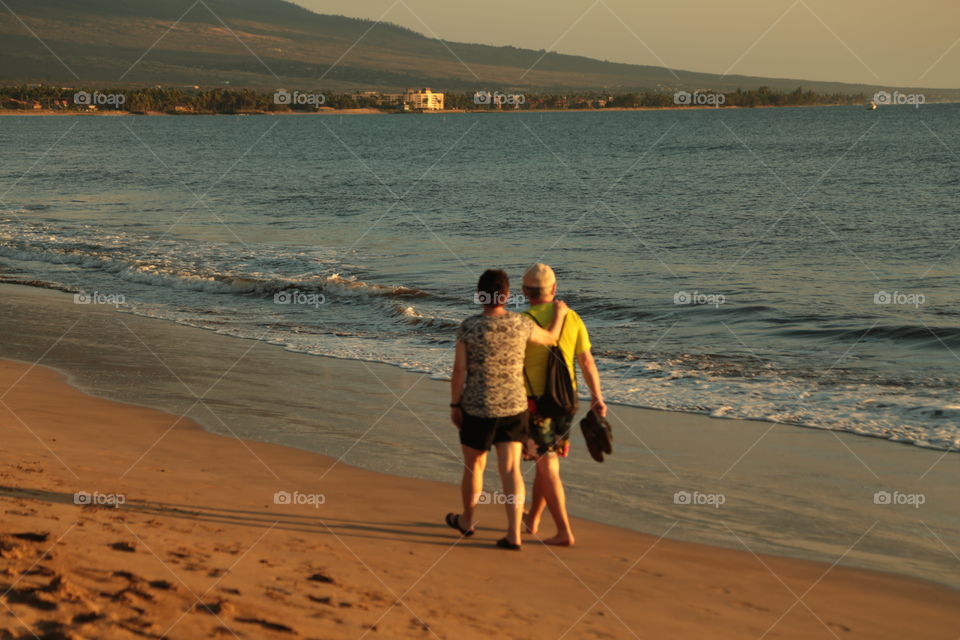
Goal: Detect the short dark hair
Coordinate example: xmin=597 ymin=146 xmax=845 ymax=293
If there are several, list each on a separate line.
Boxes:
xmin=476 ymin=269 xmax=509 ymax=306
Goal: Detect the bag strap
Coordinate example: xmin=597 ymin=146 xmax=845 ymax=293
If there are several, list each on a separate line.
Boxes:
xmin=522 ymin=308 xmax=568 ymax=395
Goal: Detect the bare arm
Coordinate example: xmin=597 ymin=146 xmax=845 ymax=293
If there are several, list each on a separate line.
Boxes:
xmin=450 ymin=341 xmax=467 ymax=427
xmin=529 ymin=300 xmax=569 ymax=345
xmin=577 ymin=349 xmax=607 ymax=417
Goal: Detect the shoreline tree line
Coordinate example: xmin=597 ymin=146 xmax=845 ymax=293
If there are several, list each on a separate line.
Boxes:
xmin=0 ymin=85 xmax=867 ymax=114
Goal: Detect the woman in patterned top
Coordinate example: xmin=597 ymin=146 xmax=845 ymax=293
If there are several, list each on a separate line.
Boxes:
xmin=446 ymin=269 xmax=567 ymax=550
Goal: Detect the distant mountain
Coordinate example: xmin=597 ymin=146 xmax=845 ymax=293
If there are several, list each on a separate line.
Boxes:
xmin=1 ymin=0 xmax=957 ymax=99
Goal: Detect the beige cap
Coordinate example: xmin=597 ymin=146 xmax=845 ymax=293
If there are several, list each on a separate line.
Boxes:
xmin=523 ymin=263 xmax=556 ymax=288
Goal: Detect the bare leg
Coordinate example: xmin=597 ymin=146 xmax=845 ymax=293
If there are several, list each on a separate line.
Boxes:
xmin=537 ymin=452 xmax=575 ymax=546
xmin=460 ymin=445 xmax=487 ymax=531
xmin=494 ymin=441 xmax=525 ymax=546
xmin=524 ymin=465 xmax=547 ymax=535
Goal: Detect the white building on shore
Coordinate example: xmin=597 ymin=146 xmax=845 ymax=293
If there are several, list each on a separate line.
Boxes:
xmin=404 ymin=88 xmax=444 ymax=111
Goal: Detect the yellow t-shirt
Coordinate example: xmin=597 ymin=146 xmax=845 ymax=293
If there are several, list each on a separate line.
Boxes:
xmin=522 ymin=303 xmax=591 ymax=397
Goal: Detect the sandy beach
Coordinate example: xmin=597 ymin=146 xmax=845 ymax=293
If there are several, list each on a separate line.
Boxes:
xmin=3 ymin=361 xmax=960 ymax=640
xmin=1 ymin=283 xmax=959 ymax=638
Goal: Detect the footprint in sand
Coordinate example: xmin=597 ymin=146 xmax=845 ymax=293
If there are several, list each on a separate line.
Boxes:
xmin=4 ymin=586 xmax=58 ymax=611
xmin=148 ymin=579 xmax=175 ymax=591
xmin=235 ymin=617 xmax=296 ymax=634
xmin=194 ymin=600 xmax=234 ymax=615
xmin=12 ymin=531 xmax=49 ymax=543
xmin=307 ymin=571 xmax=335 ymax=584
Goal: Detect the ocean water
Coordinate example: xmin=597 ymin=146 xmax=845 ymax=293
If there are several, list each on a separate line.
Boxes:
xmin=1 ymin=106 xmax=958 ymax=452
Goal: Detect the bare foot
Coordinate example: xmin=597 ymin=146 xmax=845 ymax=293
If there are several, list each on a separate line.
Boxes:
xmin=522 ymin=512 xmax=539 ymax=535
xmin=543 ymin=533 xmax=575 ymax=547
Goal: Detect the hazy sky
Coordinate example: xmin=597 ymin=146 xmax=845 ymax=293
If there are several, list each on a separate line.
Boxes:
xmin=292 ymin=0 xmax=960 ymax=89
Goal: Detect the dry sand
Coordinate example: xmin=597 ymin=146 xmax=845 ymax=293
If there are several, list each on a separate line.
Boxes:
xmin=1 ymin=359 xmax=958 ymax=639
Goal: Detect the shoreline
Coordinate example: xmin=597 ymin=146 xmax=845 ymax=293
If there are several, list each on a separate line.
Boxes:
xmin=0 ymin=103 xmax=874 ymax=117
xmin=2 ymin=359 xmax=959 ymax=638
xmin=0 ymin=277 xmax=954 ymax=456
xmin=0 ymin=282 xmax=957 ymax=594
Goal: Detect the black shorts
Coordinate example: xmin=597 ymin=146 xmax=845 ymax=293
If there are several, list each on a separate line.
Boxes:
xmin=459 ymin=410 xmax=529 ymax=452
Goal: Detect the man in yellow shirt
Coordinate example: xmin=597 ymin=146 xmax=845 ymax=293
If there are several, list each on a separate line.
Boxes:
xmin=520 ymin=263 xmax=607 ymax=546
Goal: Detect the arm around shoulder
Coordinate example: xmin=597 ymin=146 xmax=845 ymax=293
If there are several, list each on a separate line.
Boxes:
xmin=529 ymin=300 xmax=568 ymax=345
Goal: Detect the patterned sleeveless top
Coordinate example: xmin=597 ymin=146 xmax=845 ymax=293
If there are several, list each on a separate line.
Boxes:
xmin=456 ymin=312 xmax=535 ymax=417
